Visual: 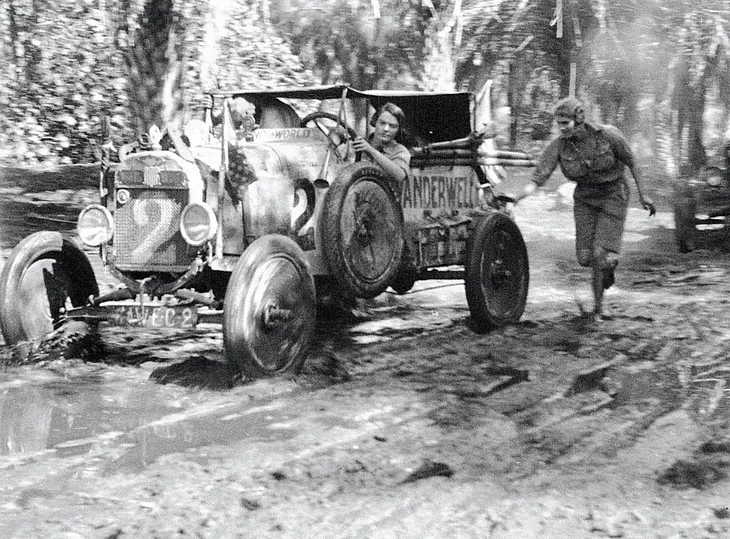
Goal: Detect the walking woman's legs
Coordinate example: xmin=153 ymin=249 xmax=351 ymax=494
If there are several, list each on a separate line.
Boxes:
xmin=591 ymin=246 xmax=619 ymax=315
xmin=576 ymin=182 xmax=628 ymax=316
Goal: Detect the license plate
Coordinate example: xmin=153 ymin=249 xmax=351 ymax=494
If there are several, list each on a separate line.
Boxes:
xmin=111 ymin=304 xmax=198 ymax=328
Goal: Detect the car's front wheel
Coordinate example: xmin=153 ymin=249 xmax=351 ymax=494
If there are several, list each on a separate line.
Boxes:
xmin=0 ymin=232 xmax=99 ymax=344
xmin=223 ymin=234 xmax=316 ymax=379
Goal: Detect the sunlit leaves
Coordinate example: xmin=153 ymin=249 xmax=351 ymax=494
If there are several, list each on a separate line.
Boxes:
xmin=268 ymin=0 xmax=441 ymax=89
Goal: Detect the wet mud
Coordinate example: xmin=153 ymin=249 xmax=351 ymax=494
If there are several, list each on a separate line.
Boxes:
xmin=1 ymin=168 xmax=730 ymax=538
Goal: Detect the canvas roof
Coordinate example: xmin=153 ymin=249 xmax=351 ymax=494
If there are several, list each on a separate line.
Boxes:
xmin=207 ymin=85 xmax=475 ymax=143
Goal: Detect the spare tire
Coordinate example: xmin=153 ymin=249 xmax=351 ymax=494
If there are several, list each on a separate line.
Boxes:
xmin=321 ymin=163 xmax=404 ymax=299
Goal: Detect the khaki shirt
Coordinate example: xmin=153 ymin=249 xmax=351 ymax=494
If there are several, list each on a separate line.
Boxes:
xmin=532 ymin=123 xmax=635 ymax=188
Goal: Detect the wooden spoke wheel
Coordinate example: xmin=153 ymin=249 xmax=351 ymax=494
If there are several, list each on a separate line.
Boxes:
xmin=321 ymin=163 xmax=404 ymax=299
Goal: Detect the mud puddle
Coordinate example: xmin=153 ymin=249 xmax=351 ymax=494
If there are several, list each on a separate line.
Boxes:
xmin=0 ymin=368 xmax=313 ymax=472
xmin=0 ymin=372 xmax=181 ymax=458
xmin=0 ymin=278 xmax=474 ymax=468
xmin=101 ymin=400 xmax=303 ymax=475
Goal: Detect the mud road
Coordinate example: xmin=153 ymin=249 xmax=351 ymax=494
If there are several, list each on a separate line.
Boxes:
xmin=1 ymin=166 xmax=730 ymax=538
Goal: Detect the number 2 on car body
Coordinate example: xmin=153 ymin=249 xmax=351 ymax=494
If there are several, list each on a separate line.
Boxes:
xmin=129 ymin=197 xmax=177 ymax=261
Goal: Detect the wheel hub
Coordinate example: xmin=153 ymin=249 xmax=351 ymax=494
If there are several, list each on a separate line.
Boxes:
xmin=261 ymin=302 xmax=293 ymax=329
xmin=490 ymin=259 xmax=513 ymax=286
xmin=355 ymin=205 xmax=375 ymax=245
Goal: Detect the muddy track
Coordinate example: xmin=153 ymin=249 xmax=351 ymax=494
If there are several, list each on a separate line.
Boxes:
xmin=2 ymin=167 xmax=730 ymax=538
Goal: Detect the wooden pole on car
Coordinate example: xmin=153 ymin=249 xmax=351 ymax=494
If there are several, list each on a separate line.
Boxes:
xmin=410 ymin=158 xmax=536 ymax=168
xmin=216 ymin=98 xmax=231 ymax=259
xmin=340 ymin=87 xmax=350 ymax=161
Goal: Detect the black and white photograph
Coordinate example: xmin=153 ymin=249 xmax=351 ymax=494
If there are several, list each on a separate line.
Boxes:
xmin=1 ymin=0 xmax=730 ymax=537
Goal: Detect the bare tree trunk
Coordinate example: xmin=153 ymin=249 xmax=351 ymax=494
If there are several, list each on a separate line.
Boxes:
xmin=124 ymin=0 xmax=185 ymax=135
xmin=686 ymin=91 xmax=706 ymax=172
xmin=673 ymin=59 xmax=707 ymax=175
xmin=200 ymin=0 xmax=231 ymax=90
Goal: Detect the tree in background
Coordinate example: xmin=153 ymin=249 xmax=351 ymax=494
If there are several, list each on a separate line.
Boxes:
xmin=580 ymin=0 xmax=730 ymax=175
xmin=121 ymin=0 xmax=312 ymax=133
xmin=452 ymin=0 xmax=730 ymax=176
xmin=213 ymin=0 xmax=314 ymax=92
xmin=454 ymin=0 xmax=576 ymax=149
xmin=0 ymin=0 xmax=133 ymax=163
xmin=268 ymin=0 xmax=444 ymax=90
xmin=0 ymin=0 xmax=310 ymax=165
xmin=122 ymin=0 xmax=184 ymax=135
xmin=3 ymin=0 xmax=730 ymax=182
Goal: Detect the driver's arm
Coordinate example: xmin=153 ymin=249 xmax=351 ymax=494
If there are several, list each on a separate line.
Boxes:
xmin=352 ymin=137 xmax=409 ymax=183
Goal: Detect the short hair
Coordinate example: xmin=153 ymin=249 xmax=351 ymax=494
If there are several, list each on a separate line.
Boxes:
xmin=554 ymin=97 xmax=585 ymax=122
xmin=370 ymin=102 xmax=406 ymax=137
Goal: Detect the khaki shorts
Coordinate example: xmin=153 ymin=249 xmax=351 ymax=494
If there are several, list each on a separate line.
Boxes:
xmin=573 ymin=180 xmax=629 ymax=254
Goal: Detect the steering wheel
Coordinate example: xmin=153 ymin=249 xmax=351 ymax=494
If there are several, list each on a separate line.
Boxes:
xmin=300 ymin=112 xmax=359 ymax=161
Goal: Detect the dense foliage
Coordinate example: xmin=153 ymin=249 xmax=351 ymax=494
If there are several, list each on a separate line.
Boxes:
xmin=1 ymin=0 xmax=130 ymax=164
xmin=0 ymin=0 xmax=313 ymax=165
xmin=2 ymin=0 xmax=730 ymax=178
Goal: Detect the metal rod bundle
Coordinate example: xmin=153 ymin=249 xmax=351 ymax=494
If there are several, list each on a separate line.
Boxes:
xmin=413 ymin=122 xmax=497 ymax=153
xmin=410 ymin=122 xmax=534 ymax=168
xmin=410 ymin=158 xmax=536 ymax=168
xmin=411 ymin=148 xmax=532 ymax=160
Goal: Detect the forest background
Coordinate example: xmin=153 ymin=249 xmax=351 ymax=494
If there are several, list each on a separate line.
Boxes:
xmin=1 ymin=0 xmax=729 ymax=185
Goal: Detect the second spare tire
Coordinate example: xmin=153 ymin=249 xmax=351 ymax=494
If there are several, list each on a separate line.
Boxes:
xmin=320 ymin=163 xmax=405 ymax=299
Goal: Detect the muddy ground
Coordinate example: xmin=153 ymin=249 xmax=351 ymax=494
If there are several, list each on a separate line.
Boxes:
xmin=1 ymin=166 xmax=730 ymax=539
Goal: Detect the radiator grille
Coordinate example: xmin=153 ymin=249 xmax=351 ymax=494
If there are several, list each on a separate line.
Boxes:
xmin=114 ymin=189 xmax=190 ymax=269
xmin=117 ymin=169 xmax=188 ymax=187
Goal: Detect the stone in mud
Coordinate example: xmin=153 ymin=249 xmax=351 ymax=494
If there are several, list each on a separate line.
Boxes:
xmin=401 ymin=460 xmax=454 ymax=483
xmin=657 ymin=457 xmax=729 ymax=489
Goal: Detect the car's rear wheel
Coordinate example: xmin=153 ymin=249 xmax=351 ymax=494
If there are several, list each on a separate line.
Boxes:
xmin=0 ymin=232 xmax=99 ymax=344
xmin=223 ymin=235 xmax=316 ymax=379
xmin=465 ymin=212 xmax=529 ymax=332
xmin=321 ymin=163 xmax=404 ymax=299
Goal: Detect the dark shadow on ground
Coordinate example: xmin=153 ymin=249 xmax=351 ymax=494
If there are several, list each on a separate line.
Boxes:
xmin=149 ymin=355 xmax=242 ymax=390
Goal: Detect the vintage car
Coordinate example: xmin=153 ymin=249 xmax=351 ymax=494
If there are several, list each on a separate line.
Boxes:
xmin=673 ymin=145 xmax=730 ymax=252
xmin=0 ymin=85 xmax=534 ymax=378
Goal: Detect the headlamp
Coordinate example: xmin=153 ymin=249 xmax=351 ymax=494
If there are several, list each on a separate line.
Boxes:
xmin=705 ymin=167 xmax=725 ymax=188
xmin=180 ymin=202 xmax=218 ymax=246
xmin=77 ymin=204 xmax=114 ymax=246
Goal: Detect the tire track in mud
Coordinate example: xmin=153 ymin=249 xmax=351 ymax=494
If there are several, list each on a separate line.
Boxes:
xmin=0 ymin=188 xmax=730 ymax=537
xmin=300 ymin=276 xmax=730 ymax=485
xmin=2 ymin=270 xmax=725 ymax=469
xmin=5 ymin=168 xmax=730 ymax=538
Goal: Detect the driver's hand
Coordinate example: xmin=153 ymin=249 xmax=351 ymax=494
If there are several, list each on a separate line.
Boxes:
xmin=351 ymin=137 xmax=371 ymax=155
